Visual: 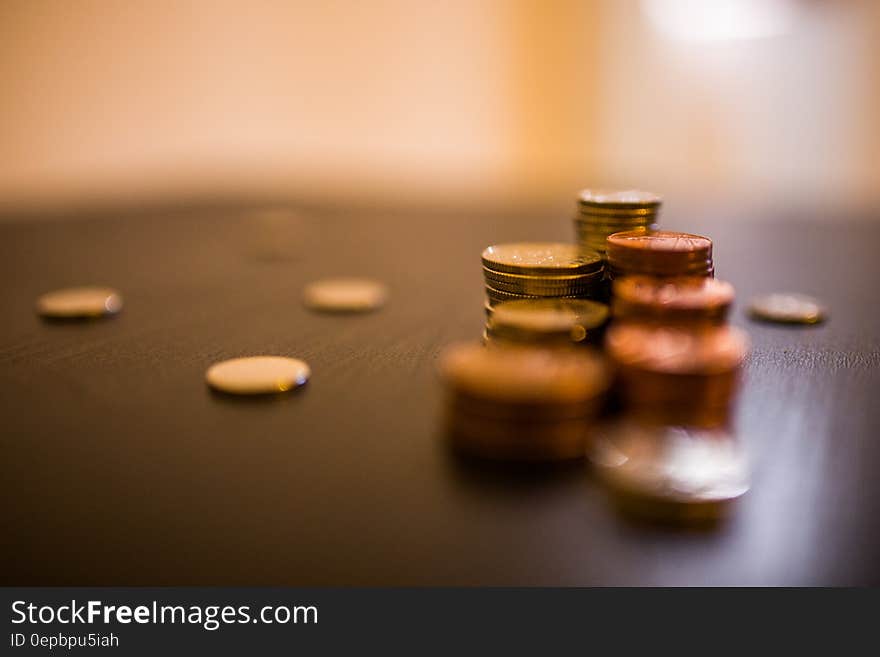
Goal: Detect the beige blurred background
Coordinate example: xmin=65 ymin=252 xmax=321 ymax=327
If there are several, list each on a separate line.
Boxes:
xmin=1 ymin=0 xmax=878 ymax=217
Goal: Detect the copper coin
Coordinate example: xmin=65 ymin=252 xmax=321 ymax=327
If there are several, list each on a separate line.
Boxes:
xmin=606 ymin=323 xmax=749 ymax=375
xmin=613 ymin=276 xmax=734 ymax=324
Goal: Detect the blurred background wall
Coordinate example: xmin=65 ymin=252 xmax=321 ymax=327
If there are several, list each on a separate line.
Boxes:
xmin=1 ymin=0 xmax=878 ymax=217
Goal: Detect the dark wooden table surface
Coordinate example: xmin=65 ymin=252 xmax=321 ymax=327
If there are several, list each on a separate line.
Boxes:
xmin=1 ymin=204 xmax=878 ymax=586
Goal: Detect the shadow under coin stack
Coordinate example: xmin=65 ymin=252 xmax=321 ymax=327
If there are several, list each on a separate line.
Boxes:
xmin=481 ymin=242 xmax=604 ymax=313
xmin=606 ymin=230 xmax=714 ymax=280
xmin=574 ymin=190 xmax=661 ymax=255
xmin=485 ymin=299 xmax=609 ymax=348
xmin=439 ymin=343 xmax=610 ymax=461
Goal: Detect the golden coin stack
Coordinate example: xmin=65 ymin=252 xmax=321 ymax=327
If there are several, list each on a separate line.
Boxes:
xmin=485 ymin=299 xmax=609 ymax=348
xmin=574 ymin=190 xmax=661 ymax=255
xmin=605 ymin=230 xmax=714 ymax=279
xmin=481 ymin=242 xmax=604 ymax=308
xmin=439 ymin=343 xmax=610 ymax=461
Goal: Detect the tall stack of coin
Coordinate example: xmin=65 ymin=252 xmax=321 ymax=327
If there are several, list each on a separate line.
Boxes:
xmin=574 ymin=190 xmax=661 ymax=255
xmin=439 ymin=343 xmax=610 ymax=461
xmin=606 ymin=230 xmax=713 ymax=279
xmin=612 ymin=276 xmax=734 ymax=326
xmin=605 ymin=323 xmax=748 ymax=429
xmin=481 ymin=243 xmax=604 ymax=308
xmin=485 ymin=299 xmax=609 ymax=348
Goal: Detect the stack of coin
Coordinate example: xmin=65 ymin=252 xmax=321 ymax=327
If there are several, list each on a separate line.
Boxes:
xmin=574 ymin=190 xmax=661 ymax=255
xmin=612 ymin=276 xmax=734 ymax=326
xmin=481 ymin=242 xmax=604 ymax=307
xmin=606 ymin=230 xmax=713 ymax=279
xmin=606 ymin=323 xmax=749 ymax=428
xmin=439 ymin=343 xmax=610 ymax=461
xmin=589 ymin=422 xmax=749 ymax=524
xmin=485 ymin=299 xmax=609 ymax=348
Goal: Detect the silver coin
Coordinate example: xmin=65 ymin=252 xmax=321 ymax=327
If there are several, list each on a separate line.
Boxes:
xmin=206 ymin=356 xmax=310 ymax=395
xmin=303 ymin=278 xmax=387 ymax=312
xmin=36 ymin=286 xmax=123 ymax=318
xmin=748 ymin=293 xmax=826 ymax=325
xmin=590 ymin=422 xmax=749 ymax=521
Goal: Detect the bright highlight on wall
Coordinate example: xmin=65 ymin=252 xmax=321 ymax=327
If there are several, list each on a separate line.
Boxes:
xmin=642 ymin=0 xmax=798 ymax=42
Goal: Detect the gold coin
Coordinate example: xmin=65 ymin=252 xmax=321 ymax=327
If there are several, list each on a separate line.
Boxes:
xmin=303 ymin=278 xmax=387 ymax=312
xmin=488 ymin=298 xmax=608 ymax=345
xmin=206 ymin=356 xmax=310 ymax=395
xmin=439 ymin=342 xmax=609 ymax=405
xmin=577 ymin=189 xmax=662 ymax=208
xmin=748 ymin=293 xmax=826 ymax=325
xmin=589 ymin=422 xmax=749 ymax=523
xmin=481 ymin=243 xmax=602 ymax=276
xmin=36 ymin=286 xmax=123 ymax=319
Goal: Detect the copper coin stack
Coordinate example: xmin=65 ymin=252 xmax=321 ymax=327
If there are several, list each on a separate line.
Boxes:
xmin=605 ymin=230 xmax=714 ymax=279
xmin=612 ymin=276 xmax=734 ymax=326
xmin=605 ymin=323 xmax=749 ymax=428
xmin=574 ymin=190 xmax=662 ymax=255
xmin=485 ymin=298 xmax=609 ymax=348
xmin=439 ymin=343 xmax=610 ymax=461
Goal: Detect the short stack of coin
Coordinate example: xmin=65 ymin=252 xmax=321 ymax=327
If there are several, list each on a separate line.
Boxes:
xmin=606 ymin=230 xmax=713 ymax=279
xmin=485 ymin=298 xmax=609 ymax=348
xmin=439 ymin=343 xmax=610 ymax=461
xmin=481 ymin=242 xmax=604 ymax=308
xmin=612 ymin=276 xmax=734 ymax=326
xmin=605 ymin=323 xmax=749 ymax=429
xmin=574 ymin=190 xmax=661 ymax=255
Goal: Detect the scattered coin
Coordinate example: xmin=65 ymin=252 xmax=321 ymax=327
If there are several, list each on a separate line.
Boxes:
xmin=205 ymin=356 xmax=310 ymax=395
xmin=748 ymin=293 xmax=826 ymax=325
xmin=589 ymin=422 xmax=749 ymax=524
xmin=303 ymin=278 xmax=387 ymax=313
xmin=35 ymin=286 xmax=123 ymax=319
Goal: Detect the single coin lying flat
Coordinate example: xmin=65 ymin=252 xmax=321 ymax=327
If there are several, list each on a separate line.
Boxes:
xmin=205 ymin=356 xmax=310 ymax=395
xmin=748 ymin=293 xmax=826 ymax=325
xmin=303 ymin=278 xmax=387 ymax=312
xmin=36 ymin=286 xmax=123 ymax=319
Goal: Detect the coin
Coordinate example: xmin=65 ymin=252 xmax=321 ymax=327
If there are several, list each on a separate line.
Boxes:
xmin=487 ymin=298 xmax=608 ymax=345
xmin=578 ymin=189 xmax=662 ymax=208
xmin=606 ymin=230 xmax=713 ymax=278
xmin=748 ymin=293 xmax=826 ymax=325
xmin=439 ymin=342 xmax=609 ymax=405
xmin=589 ymin=422 xmax=749 ymax=524
xmin=612 ymin=276 xmax=734 ymax=324
xmin=206 ymin=356 xmax=310 ymax=395
xmin=481 ymin=243 xmax=602 ymax=276
xmin=606 ymin=323 xmax=748 ymax=375
xmin=35 ymin=286 xmax=123 ymax=319
xmin=303 ymin=278 xmax=387 ymax=312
